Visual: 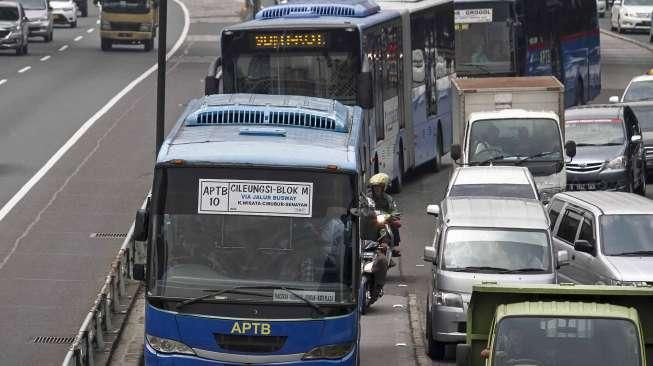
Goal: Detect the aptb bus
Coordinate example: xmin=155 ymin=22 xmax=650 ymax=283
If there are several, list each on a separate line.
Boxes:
xmin=132 ymin=93 xmax=372 ymax=365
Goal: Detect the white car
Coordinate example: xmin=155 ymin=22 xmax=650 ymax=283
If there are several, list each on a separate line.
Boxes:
xmin=598 ymin=0 xmax=607 ymax=17
xmin=50 ymin=0 xmax=77 ymax=28
xmin=611 ymin=0 xmax=653 ymax=33
xmin=609 ymin=74 xmax=653 ymax=102
xmin=446 ymin=166 xmax=540 ymax=201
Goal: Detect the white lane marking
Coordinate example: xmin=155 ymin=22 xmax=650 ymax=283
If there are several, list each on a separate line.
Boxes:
xmin=397 ymin=284 xmax=408 ymax=287
xmin=0 ymin=0 xmax=190 ymax=272
xmin=18 ymin=66 xmax=31 ymax=73
xmin=58 ymin=45 xmax=68 ymax=51
xmin=86 ymin=28 xmax=94 ymax=33
xmin=395 ymin=343 xmax=408 ymax=347
xmin=185 ymin=34 xmax=218 ymax=42
xmin=392 ymin=304 xmax=406 ymax=309
xmin=96 ymin=19 xmax=100 ymax=24
xmin=0 ymin=79 xmax=6 ymax=86
xmin=415 ymin=264 xmax=425 ymax=267
xmin=74 ymin=36 xmax=83 ymax=42
xmin=40 ymin=55 xmax=51 ymax=61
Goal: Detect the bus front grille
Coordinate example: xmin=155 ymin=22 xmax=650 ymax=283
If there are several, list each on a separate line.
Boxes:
xmin=215 ymin=334 xmax=287 ymax=353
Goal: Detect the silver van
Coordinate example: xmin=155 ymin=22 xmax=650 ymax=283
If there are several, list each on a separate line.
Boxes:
xmin=422 ymin=197 xmax=568 ymax=360
xmin=548 ymin=191 xmax=653 ymax=285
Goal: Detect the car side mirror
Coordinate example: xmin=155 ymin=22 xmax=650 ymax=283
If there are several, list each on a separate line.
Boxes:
xmin=565 ymin=140 xmax=577 ymax=159
xmin=456 ymin=343 xmax=471 ymax=366
xmin=609 ymin=96 xmax=620 ymax=103
xmin=357 ymin=71 xmax=373 ymax=109
xmin=133 ymin=208 xmax=149 ymax=242
xmin=556 ymin=250 xmax=570 ymax=269
xmin=574 ymin=240 xmax=594 ymax=254
xmin=631 ymin=134 xmax=642 ymax=144
xmin=426 ymin=204 xmax=440 ymax=217
xmin=423 ymin=246 xmax=437 ymax=263
xmin=451 ymin=144 xmax=462 ymax=161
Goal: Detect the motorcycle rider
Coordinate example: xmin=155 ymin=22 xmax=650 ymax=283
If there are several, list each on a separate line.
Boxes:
xmin=367 ymin=173 xmax=402 ymax=257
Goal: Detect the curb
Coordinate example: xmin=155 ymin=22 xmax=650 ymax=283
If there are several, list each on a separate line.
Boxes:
xmin=600 ymin=28 xmax=653 ymax=52
xmin=408 ymin=293 xmax=429 ymax=366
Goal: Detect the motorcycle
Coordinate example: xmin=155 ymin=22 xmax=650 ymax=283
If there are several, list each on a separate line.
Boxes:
xmin=360 ymin=210 xmax=395 ymax=314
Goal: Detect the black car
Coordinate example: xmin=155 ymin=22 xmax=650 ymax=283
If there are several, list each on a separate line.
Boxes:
xmin=564 ymin=104 xmax=646 ymax=195
xmin=626 ymin=101 xmax=653 ymax=180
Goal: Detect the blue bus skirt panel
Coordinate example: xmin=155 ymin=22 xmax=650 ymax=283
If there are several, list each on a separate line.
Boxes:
xmin=144 ymin=304 xmax=359 ymax=365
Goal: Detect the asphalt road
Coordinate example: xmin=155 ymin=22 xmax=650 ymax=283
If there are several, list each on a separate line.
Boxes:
xmin=0 ymin=2 xmax=652 ymax=365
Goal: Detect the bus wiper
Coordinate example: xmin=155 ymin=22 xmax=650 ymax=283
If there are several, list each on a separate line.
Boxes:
xmin=515 ymin=151 xmax=557 ymax=165
xmin=277 ymin=286 xmax=325 ymax=316
xmin=470 ymin=155 xmax=505 ymax=166
xmin=459 ymin=63 xmax=491 ymax=73
xmin=176 ymin=285 xmax=277 ymax=310
xmin=611 ymin=250 xmax=653 ymax=256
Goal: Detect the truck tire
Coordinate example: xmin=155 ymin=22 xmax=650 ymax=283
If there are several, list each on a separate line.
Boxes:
xmin=101 ymin=38 xmax=112 ymax=51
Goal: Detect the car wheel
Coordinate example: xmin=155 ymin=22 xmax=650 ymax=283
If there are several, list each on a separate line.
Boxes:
xmin=70 ymin=20 xmax=77 ymax=28
xmin=101 ymin=37 xmax=112 ymax=51
xmin=426 ymin=296 xmax=446 ymax=360
xmin=618 ymin=18 xmax=625 ymax=33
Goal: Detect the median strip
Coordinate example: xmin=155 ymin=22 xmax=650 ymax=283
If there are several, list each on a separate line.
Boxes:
xmin=18 ymin=66 xmax=31 ymax=74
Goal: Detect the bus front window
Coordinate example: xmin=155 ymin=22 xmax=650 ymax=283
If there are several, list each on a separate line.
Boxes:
xmin=223 ymin=29 xmax=360 ymax=105
xmin=454 ymin=2 xmax=514 ymax=76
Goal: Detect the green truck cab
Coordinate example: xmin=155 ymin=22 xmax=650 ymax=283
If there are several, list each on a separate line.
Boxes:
xmin=457 ymin=283 xmax=653 ymax=366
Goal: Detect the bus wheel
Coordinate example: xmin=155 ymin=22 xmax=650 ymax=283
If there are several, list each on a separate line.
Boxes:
xmin=144 ymin=39 xmax=153 ymax=52
xmin=101 ymin=38 xmax=112 ymax=51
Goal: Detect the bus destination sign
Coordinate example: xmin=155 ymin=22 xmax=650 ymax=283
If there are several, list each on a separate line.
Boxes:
xmin=253 ymin=32 xmax=327 ymax=48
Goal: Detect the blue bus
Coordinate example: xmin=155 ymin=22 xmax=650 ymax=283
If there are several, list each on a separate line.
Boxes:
xmin=454 ymin=0 xmax=601 ymax=107
xmin=133 ymin=94 xmax=367 ymax=365
xmin=206 ymin=0 xmax=455 ymax=193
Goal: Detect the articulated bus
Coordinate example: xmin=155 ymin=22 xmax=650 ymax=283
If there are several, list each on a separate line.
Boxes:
xmin=206 ymin=0 xmax=454 ymax=193
xmin=454 ymin=0 xmax=601 ymax=107
xmin=133 ymin=94 xmax=369 ymax=365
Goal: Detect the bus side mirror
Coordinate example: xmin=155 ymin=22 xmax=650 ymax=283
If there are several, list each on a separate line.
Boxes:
xmin=133 ymin=208 xmax=149 ymax=242
xmin=205 ymin=56 xmax=222 ymax=96
xmin=451 ymin=144 xmax=462 ymax=161
xmin=565 ymin=140 xmax=577 ymax=159
xmin=357 ymin=71 xmax=373 ymax=109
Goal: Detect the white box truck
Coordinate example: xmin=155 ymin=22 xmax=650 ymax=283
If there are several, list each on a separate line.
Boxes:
xmin=450 ymin=76 xmax=577 ymax=202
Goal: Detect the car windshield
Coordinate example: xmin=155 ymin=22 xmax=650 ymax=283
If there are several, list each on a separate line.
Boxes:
xmin=565 ymin=119 xmax=625 ymax=145
xmin=101 ymin=0 xmax=150 ymax=13
xmin=19 ymin=0 xmax=45 ymax=9
xmin=624 ymin=0 xmax=653 ymax=5
xmin=630 ymin=105 xmax=653 ymax=131
xmin=601 ymin=214 xmax=653 ymax=255
xmin=149 ymin=167 xmax=356 ymax=304
xmin=623 ymin=80 xmax=653 ymax=102
xmin=443 ymin=228 xmax=551 ymax=272
xmin=493 ymin=317 xmax=641 ymax=366
xmin=449 ymin=184 xmax=537 ymax=199
xmin=468 ymin=118 xmax=563 ymax=163
xmin=0 ymin=6 xmax=19 ymax=20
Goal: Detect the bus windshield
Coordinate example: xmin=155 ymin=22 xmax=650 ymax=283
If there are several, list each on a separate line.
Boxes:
xmin=223 ymin=29 xmax=359 ymax=105
xmin=101 ymin=0 xmax=151 ymax=14
xmin=455 ymin=2 xmax=514 ymax=76
xmin=150 ymin=167 xmax=356 ymax=305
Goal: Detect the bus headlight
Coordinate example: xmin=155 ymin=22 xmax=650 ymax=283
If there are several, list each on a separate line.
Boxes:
xmin=146 ymin=334 xmax=195 ymax=355
xmin=302 ymin=341 xmax=355 ymax=360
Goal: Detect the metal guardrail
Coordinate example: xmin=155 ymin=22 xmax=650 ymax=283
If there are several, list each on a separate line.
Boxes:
xmin=61 ymin=217 xmax=144 ymax=366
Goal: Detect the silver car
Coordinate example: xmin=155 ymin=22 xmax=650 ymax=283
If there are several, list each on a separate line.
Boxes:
xmin=422 ymin=197 xmax=568 ymax=360
xmin=0 ymin=1 xmax=28 ymax=55
xmin=549 ymin=191 xmax=653 ymax=285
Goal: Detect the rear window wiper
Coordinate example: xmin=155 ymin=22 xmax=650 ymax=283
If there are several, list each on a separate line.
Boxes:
xmin=610 ymin=250 xmax=653 ymax=256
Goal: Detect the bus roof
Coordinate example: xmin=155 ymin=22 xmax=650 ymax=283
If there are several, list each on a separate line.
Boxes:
xmin=157 ymin=94 xmax=362 ymax=172
xmin=376 ymin=0 xmax=451 ymax=13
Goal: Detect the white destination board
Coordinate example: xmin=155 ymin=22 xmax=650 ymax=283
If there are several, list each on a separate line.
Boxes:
xmin=273 ymin=289 xmax=336 ymax=303
xmin=198 ymin=179 xmax=313 ymax=217
xmin=455 ymin=8 xmax=493 ymax=24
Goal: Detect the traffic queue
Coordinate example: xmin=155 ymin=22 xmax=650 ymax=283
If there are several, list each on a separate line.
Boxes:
xmin=131 ymin=1 xmax=653 ymax=366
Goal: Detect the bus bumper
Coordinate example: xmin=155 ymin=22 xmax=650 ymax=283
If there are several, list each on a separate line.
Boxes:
xmin=144 ymin=341 xmax=358 ymax=366
xmin=100 ymin=30 xmax=152 ymax=42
